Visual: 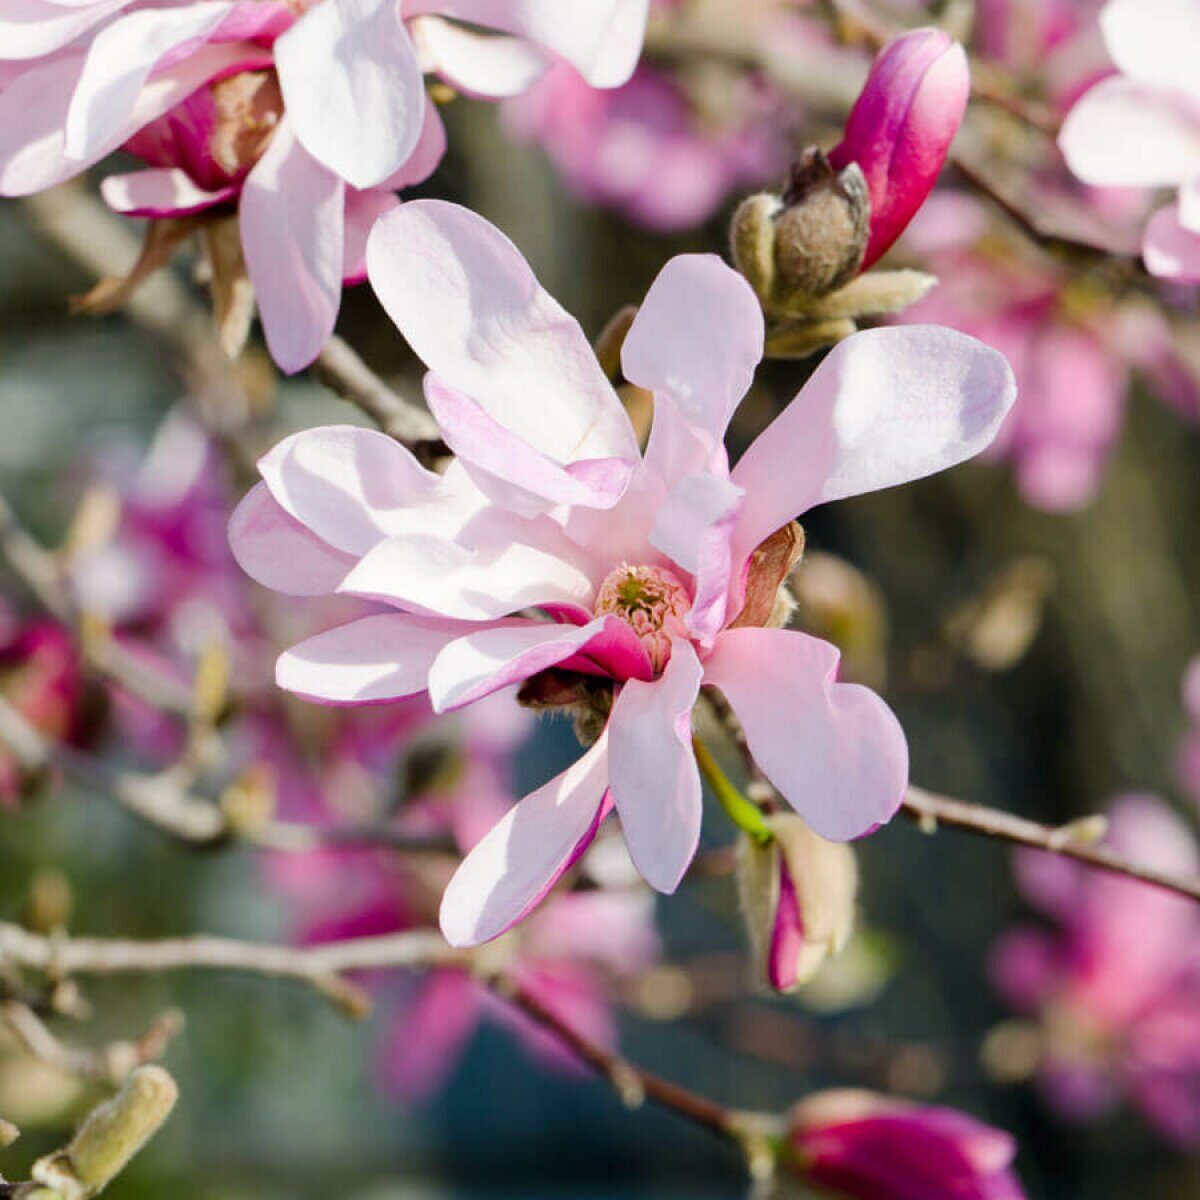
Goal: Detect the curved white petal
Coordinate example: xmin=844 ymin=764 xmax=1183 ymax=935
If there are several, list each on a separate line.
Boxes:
xmin=411 ymin=16 xmax=548 ymax=98
xmin=0 ymin=0 xmax=130 ymax=60
xmin=1100 ymin=0 xmax=1200 ymax=102
xmin=276 ymin=0 xmax=425 ymax=189
xmin=608 ymin=640 xmax=703 ymax=893
xmin=440 ymin=733 xmax=611 ymax=946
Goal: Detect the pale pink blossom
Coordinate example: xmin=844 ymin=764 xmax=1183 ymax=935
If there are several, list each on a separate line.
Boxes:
xmin=828 ymin=27 xmax=969 ymax=270
xmin=229 ymin=199 xmax=1015 ymax=947
xmin=1059 ymin=0 xmax=1200 ymax=281
xmin=990 ymin=796 xmax=1200 ymax=1148
xmin=788 ymin=1090 xmax=1028 ymax=1200
xmin=899 ymin=193 xmax=1200 ymax=510
xmin=0 ymin=0 xmax=649 ymax=369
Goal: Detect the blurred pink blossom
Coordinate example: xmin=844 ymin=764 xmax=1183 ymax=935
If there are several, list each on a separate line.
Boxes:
xmin=1060 ymin=0 xmax=1200 ymax=282
xmin=229 ymin=199 xmax=1015 ymax=946
xmin=899 ymin=193 xmax=1200 ymax=511
xmin=789 ymin=1090 xmax=1028 ymax=1200
xmin=0 ymin=0 xmax=649 ymax=369
xmin=990 ymin=795 xmax=1200 ymax=1148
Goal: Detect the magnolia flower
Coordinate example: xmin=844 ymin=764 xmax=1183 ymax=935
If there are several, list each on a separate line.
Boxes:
xmin=229 ymin=199 xmax=1015 ymax=947
xmin=990 ymin=796 xmax=1200 ymax=1148
xmin=0 ymin=0 xmax=649 ymax=369
xmin=1059 ymin=0 xmax=1200 ymax=281
xmin=788 ymin=1090 xmax=1028 ymax=1200
xmin=736 ymin=813 xmax=858 ymax=991
xmin=828 ymin=26 xmax=970 ymax=271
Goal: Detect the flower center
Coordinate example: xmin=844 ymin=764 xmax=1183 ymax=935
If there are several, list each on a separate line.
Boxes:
xmin=594 ymin=564 xmax=691 ymax=674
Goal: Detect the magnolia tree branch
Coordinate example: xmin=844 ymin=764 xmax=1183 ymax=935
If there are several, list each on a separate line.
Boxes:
xmin=901 ymin=786 xmax=1200 ymax=902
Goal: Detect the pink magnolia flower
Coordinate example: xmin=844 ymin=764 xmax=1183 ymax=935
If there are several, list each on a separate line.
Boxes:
xmin=828 ymin=27 xmax=969 ymax=270
xmin=1059 ymin=0 xmax=1200 ymax=281
xmin=0 ymin=0 xmax=649 ymax=370
xmin=0 ymin=608 xmax=84 ymax=806
xmin=898 ymin=192 xmax=1200 ymax=510
xmin=229 ymin=199 xmax=1015 ymax=948
xmin=990 ymin=796 xmax=1200 ymax=1148
xmin=788 ymin=1090 xmax=1028 ymax=1200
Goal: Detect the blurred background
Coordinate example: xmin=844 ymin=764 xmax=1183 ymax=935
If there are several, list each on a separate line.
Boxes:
xmin=1 ymin=2 xmax=1199 ymax=1198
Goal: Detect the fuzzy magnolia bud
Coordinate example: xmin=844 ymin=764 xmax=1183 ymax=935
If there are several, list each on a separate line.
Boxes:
xmin=731 ymin=150 xmax=870 ymax=306
xmin=787 ymin=1090 xmax=1027 ymax=1200
xmin=737 ymin=813 xmax=858 ymax=992
xmin=828 ymin=27 xmax=970 ymax=270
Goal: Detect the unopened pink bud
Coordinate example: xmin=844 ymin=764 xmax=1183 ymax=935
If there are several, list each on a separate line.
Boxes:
xmin=788 ymin=1090 xmax=1028 ymax=1200
xmin=828 ymin=28 xmax=970 ymax=270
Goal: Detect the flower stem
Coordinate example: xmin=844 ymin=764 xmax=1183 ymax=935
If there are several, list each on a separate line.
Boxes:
xmin=692 ymin=736 xmax=773 ymax=844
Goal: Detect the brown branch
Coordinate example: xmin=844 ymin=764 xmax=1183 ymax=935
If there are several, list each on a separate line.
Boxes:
xmin=901 ymin=786 xmax=1200 ymax=903
xmin=499 ymin=977 xmax=780 ymax=1159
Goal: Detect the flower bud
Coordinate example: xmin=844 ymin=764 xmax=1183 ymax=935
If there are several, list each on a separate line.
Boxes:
xmin=828 ymin=28 xmax=970 ymax=270
xmin=737 ymin=813 xmax=857 ymax=992
xmin=788 ymin=1090 xmax=1028 ymax=1200
xmin=731 ymin=149 xmax=870 ymax=306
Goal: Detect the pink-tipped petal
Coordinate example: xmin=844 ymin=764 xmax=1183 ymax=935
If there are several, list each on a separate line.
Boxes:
xmin=704 ymin=627 xmax=908 ymax=842
xmin=228 ymin=482 xmax=357 ymax=596
xmin=428 ymin=617 xmax=619 ymax=713
xmin=439 ymin=734 xmax=612 ymax=946
xmin=240 ymin=118 xmax=344 ymax=373
xmin=275 ymin=0 xmax=425 ymax=189
xmin=608 ymin=640 xmax=703 ymax=893
xmin=367 ymin=200 xmax=637 ymax=470
xmin=276 ymin=612 xmax=479 ymax=704
xmin=1060 ymin=76 xmax=1200 ymax=189
xmin=828 ymin=28 xmax=970 ymax=268
xmin=256 ymin=425 xmax=441 ymax=556
xmin=101 ymin=168 xmax=236 ymax=218
xmin=379 ymin=92 xmax=447 ymax=189
xmin=731 ymin=326 xmax=1015 ymax=580
xmin=1143 ymin=202 xmax=1200 ymax=282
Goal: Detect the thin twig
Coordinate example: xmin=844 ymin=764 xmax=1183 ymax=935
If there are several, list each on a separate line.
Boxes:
xmin=901 ymin=786 xmax=1200 ymax=903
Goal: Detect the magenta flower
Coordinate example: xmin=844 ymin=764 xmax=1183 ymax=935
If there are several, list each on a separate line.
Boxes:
xmin=990 ymin=796 xmax=1200 ymax=1148
xmin=788 ymin=1090 xmax=1028 ymax=1200
xmin=0 ymin=0 xmax=649 ymax=369
xmin=229 ymin=199 xmax=1015 ymax=947
xmin=1060 ymin=0 xmax=1200 ymax=281
xmin=827 ymin=27 xmax=970 ymax=270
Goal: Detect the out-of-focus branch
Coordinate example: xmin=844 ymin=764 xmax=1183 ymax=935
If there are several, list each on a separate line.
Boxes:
xmin=1 ymin=1003 xmax=183 ymax=1088
xmin=0 ymin=921 xmax=465 ymax=1018
xmin=495 ymin=978 xmax=781 ymax=1167
xmin=0 ymin=493 xmax=196 ymax=718
xmin=0 ymin=690 xmax=455 ymax=855
xmin=901 ymin=786 xmax=1200 ymax=902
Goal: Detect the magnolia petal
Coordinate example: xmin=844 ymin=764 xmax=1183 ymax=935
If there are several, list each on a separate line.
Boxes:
xmin=101 ymin=168 xmax=236 ymax=218
xmin=367 ymin=200 xmax=637 ymax=469
xmin=439 ymin=734 xmax=612 ymax=946
xmin=276 ymin=612 xmax=479 ymax=704
xmin=275 ymin=0 xmax=425 ymax=189
xmin=0 ymin=0 xmax=130 ymax=60
xmin=342 ymin=188 xmax=401 ymax=286
xmin=731 ymin=326 xmax=1015 ymax=578
xmin=428 ymin=617 xmax=617 ymax=712
xmin=64 ymin=1 xmax=235 ymax=159
xmin=340 ymin=531 xmax=597 ymax=620
xmin=1100 ymin=0 xmax=1200 ymax=102
xmin=622 ymin=255 xmax=763 ymax=459
xmin=228 ymin=481 xmax=357 ymax=596
xmin=704 ymin=627 xmax=908 ymax=842
xmin=1143 ymin=202 xmax=1200 ymax=282
xmin=240 ymin=118 xmax=345 ymax=373
xmin=1060 ymin=76 xmax=1200 ymax=189
xmin=608 ymin=640 xmax=703 ymax=893
xmin=412 ymin=16 xmax=548 ymax=98
xmin=379 ymin=92 xmax=447 ymax=189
